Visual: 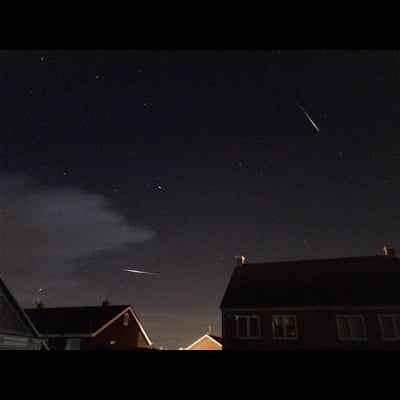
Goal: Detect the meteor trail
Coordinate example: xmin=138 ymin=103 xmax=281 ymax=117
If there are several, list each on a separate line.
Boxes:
xmin=297 ymin=102 xmax=320 ymax=132
xmin=122 ymin=268 xmax=159 ymax=276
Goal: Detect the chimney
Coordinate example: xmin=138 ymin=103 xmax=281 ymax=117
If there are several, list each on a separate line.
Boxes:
xmin=235 ymin=255 xmax=246 ymax=266
xmin=102 ymin=299 xmax=111 ymax=306
xmin=383 ymin=246 xmax=396 ymax=258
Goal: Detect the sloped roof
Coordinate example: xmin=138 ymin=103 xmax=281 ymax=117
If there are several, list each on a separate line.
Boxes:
xmin=220 ymin=255 xmax=400 ymax=309
xmin=184 ymin=333 xmax=223 ymax=350
xmin=208 ymin=334 xmax=223 ymax=345
xmin=25 ymin=305 xmax=141 ymax=337
xmin=0 ymin=277 xmax=42 ymax=339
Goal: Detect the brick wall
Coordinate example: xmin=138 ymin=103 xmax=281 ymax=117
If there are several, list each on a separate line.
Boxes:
xmin=222 ymin=307 xmax=400 ymax=350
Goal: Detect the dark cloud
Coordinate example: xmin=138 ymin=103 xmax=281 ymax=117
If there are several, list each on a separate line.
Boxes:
xmin=0 ymin=172 xmax=155 ymax=305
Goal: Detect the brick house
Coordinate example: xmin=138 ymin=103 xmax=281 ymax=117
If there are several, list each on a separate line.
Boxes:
xmin=220 ymin=248 xmax=400 ymax=350
xmin=25 ymin=303 xmax=153 ymax=350
xmin=0 ymin=277 xmax=47 ymax=350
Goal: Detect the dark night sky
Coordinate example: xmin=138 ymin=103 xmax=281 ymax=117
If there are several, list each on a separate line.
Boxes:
xmin=0 ymin=50 xmax=399 ymax=349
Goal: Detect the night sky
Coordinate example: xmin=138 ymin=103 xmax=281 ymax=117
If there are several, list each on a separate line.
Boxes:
xmin=1 ymin=50 xmax=399 ymax=350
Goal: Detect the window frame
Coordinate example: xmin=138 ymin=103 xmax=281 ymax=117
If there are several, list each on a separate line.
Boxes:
xmin=235 ymin=315 xmax=260 ymax=340
xmin=379 ymin=314 xmax=400 ymax=341
xmin=335 ymin=314 xmax=367 ymax=341
xmin=123 ymin=312 xmax=130 ymax=326
xmin=272 ymin=315 xmax=298 ymax=340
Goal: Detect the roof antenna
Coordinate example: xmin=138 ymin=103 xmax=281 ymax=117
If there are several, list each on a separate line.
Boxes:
xmin=36 ymin=288 xmax=44 ymax=309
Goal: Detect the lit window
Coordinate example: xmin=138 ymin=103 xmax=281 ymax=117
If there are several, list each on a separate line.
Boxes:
xmin=123 ymin=313 xmax=129 ymax=326
xmin=236 ymin=315 xmax=260 ymax=339
xmin=379 ymin=315 xmax=400 ymax=340
xmin=272 ymin=316 xmax=297 ymax=339
xmin=336 ymin=315 xmax=367 ymax=341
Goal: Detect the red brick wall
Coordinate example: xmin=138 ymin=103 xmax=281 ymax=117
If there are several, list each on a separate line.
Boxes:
xmin=222 ymin=307 xmax=400 ymax=350
xmin=187 ymin=337 xmax=222 ymax=350
xmin=90 ymin=312 xmax=151 ymax=349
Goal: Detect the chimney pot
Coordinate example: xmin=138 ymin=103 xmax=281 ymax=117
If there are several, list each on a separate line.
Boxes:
xmin=383 ymin=246 xmax=396 ymax=257
xmin=235 ymin=255 xmax=245 ymax=266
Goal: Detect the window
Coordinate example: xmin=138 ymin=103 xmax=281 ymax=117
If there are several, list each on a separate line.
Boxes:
xmin=65 ymin=338 xmax=81 ymax=350
xmin=123 ymin=313 xmax=129 ymax=326
xmin=379 ymin=315 xmax=400 ymax=340
xmin=272 ymin=316 xmax=297 ymax=339
xmin=1 ymin=336 xmax=29 ymax=348
xmin=236 ymin=315 xmax=260 ymax=339
xmin=336 ymin=315 xmax=367 ymax=341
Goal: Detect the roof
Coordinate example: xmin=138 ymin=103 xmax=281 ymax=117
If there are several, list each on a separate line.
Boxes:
xmin=25 ymin=305 xmax=152 ymax=345
xmin=220 ymin=255 xmax=400 ymax=309
xmin=208 ymin=334 xmax=223 ymax=345
xmin=184 ymin=333 xmax=223 ymax=350
xmin=0 ymin=277 xmax=42 ymax=339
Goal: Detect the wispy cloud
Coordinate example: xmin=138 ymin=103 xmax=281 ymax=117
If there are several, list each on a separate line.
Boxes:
xmin=0 ymin=172 xmax=155 ymax=304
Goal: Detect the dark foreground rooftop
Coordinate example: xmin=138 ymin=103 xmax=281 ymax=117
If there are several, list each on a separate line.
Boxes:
xmin=25 ymin=305 xmax=130 ymax=335
xmin=220 ymin=255 xmax=400 ymax=308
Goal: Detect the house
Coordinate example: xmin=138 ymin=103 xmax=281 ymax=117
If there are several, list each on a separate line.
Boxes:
xmin=0 ymin=277 xmax=47 ymax=350
xmin=220 ymin=247 xmax=400 ymax=350
xmin=25 ymin=303 xmax=153 ymax=350
xmin=183 ymin=332 xmax=222 ymax=350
